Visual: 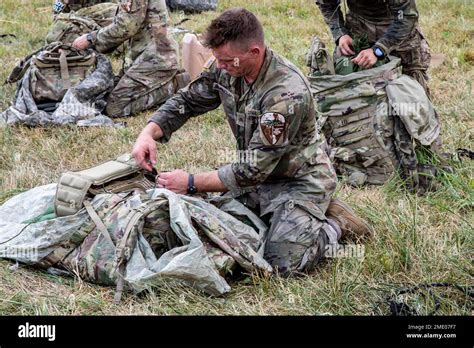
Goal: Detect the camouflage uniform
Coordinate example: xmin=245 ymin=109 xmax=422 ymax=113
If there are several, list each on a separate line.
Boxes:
xmin=89 ymin=0 xmax=179 ymax=117
xmin=315 ymin=0 xmax=432 ymax=94
xmin=150 ymin=48 xmax=339 ymax=275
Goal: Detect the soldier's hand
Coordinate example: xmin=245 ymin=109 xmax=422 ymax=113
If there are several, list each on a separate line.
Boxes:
xmin=338 ymin=35 xmax=355 ymax=56
xmin=133 ymin=123 xmax=164 ymax=171
xmin=352 ymin=48 xmax=377 ymax=69
xmin=132 ymin=133 xmax=157 ymax=172
xmin=156 ymin=170 xmax=189 ymax=194
xmin=72 ymin=34 xmax=91 ymax=50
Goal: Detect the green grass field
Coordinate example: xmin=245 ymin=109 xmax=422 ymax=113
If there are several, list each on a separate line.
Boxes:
xmin=0 ymin=0 xmax=472 ymax=315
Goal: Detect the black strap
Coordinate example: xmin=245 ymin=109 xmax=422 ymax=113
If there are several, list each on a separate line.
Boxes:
xmin=385 ymin=283 xmax=473 ymax=316
xmin=457 ymin=148 xmax=474 ymax=161
xmin=187 ymin=174 xmax=195 ymax=194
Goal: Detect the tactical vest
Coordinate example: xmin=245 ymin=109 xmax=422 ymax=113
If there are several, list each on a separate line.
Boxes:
xmin=307 ymin=37 xmax=403 ymax=185
xmin=55 ymin=153 xmax=156 ymax=217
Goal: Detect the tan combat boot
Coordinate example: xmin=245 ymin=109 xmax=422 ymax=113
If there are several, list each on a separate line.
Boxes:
xmin=326 ymin=198 xmax=374 ymax=241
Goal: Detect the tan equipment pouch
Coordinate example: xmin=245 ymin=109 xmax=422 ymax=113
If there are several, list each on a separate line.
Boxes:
xmin=55 ymin=153 xmax=156 ymax=217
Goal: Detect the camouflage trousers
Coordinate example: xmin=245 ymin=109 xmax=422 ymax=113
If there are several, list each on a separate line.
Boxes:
xmin=237 ymin=195 xmax=339 ymax=276
xmin=343 ymin=13 xmax=432 ymax=96
xmin=106 ymin=50 xmax=178 ymax=118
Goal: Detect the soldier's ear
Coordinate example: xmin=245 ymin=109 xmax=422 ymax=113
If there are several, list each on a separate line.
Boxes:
xmin=249 ymin=46 xmax=261 ymax=57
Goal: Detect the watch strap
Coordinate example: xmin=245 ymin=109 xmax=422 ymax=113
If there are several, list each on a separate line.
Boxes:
xmin=187 ymin=174 xmax=196 ymax=194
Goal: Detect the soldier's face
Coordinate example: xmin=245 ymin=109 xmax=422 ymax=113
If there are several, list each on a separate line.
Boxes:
xmin=212 ymin=42 xmax=258 ymax=77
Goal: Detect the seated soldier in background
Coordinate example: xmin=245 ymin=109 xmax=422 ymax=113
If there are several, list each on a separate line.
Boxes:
xmin=73 ymin=0 xmax=188 ymax=118
xmin=132 ymin=8 xmax=374 ymax=276
xmin=315 ymin=0 xmax=432 ymax=95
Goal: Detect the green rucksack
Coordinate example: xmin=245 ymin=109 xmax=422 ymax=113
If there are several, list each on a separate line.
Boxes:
xmin=2 ymin=42 xmax=116 ymax=127
xmin=26 ymin=43 xmax=96 ymax=105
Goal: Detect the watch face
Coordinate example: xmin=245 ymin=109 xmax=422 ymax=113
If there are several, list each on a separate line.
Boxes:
xmin=375 ymin=48 xmax=383 ymax=57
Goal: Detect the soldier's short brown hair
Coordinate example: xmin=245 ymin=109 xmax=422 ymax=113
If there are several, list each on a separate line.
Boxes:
xmin=203 ymin=8 xmax=265 ymax=50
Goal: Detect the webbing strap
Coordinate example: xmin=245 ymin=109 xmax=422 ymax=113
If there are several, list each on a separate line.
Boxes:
xmin=83 ymin=200 xmax=115 ymax=247
xmin=114 ymin=264 xmax=126 ymax=304
xmin=362 ymin=153 xmax=391 ymax=168
xmin=58 ymin=49 xmax=71 ymax=90
xmin=112 ymin=200 xmax=165 ymax=303
xmin=336 ymin=128 xmax=374 ymax=144
xmin=332 ymin=112 xmax=372 ymax=129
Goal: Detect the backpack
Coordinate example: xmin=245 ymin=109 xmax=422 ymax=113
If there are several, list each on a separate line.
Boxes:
xmin=29 ymin=44 xmax=96 ymax=104
xmin=1 ymin=42 xmax=115 ymax=127
xmin=0 ymin=161 xmax=271 ymax=302
xmin=6 ymin=43 xmax=96 ymax=105
xmin=46 ymin=2 xmax=119 ymax=45
xmin=307 ymin=37 xmax=440 ymax=189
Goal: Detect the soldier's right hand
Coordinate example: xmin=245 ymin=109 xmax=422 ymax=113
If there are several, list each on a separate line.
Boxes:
xmin=132 ymin=127 xmax=159 ymax=172
xmin=338 ymin=35 xmax=355 ymax=56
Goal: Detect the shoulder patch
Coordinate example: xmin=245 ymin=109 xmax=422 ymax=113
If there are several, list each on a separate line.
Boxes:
xmin=260 ymin=113 xmax=286 ymax=146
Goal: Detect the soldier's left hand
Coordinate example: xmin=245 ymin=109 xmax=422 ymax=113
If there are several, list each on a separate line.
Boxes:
xmin=156 ymin=170 xmax=189 ymax=194
xmin=72 ymin=34 xmax=91 ymax=50
xmin=352 ymin=49 xmax=377 ymax=69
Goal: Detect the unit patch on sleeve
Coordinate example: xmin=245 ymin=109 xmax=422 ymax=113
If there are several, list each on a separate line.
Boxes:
xmin=259 ymin=112 xmax=286 ymax=146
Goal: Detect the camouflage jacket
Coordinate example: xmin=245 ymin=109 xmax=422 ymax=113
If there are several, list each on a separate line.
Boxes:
xmin=315 ymin=0 xmax=419 ymax=53
xmin=150 ymin=48 xmax=336 ymax=216
xmin=91 ymin=0 xmax=178 ymax=70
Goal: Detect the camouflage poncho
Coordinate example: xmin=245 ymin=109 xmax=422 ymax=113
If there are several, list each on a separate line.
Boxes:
xmin=0 ymin=185 xmax=272 ymax=297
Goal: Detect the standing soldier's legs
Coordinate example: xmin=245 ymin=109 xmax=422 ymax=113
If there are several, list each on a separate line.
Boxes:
xmin=392 ymin=28 xmax=432 ymax=98
xmin=263 ymin=201 xmax=339 ymax=276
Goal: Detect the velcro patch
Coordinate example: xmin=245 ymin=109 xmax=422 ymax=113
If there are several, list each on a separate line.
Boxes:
xmin=203 ymin=56 xmax=216 ymax=71
xmin=260 ymin=113 xmax=286 ymax=146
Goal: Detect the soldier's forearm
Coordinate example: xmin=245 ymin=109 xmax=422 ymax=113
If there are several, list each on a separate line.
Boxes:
xmin=94 ymin=9 xmax=146 ymax=52
xmin=195 ymin=171 xmax=228 ymax=193
xmin=377 ymin=0 xmax=418 ymax=53
xmin=315 ymin=0 xmax=348 ymax=43
xmin=143 ymin=121 xmax=164 ymax=141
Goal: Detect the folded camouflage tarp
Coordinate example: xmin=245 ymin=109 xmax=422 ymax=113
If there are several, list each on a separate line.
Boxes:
xmin=0 ymin=185 xmax=272 ymax=297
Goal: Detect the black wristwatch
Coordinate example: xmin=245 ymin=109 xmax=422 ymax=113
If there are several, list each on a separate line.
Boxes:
xmin=372 ymin=45 xmax=386 ymax=59
xmin=86 ymin=33 xmax=95 ymax=47
xmin=187 ymin=174 xmax=197 ymax=194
